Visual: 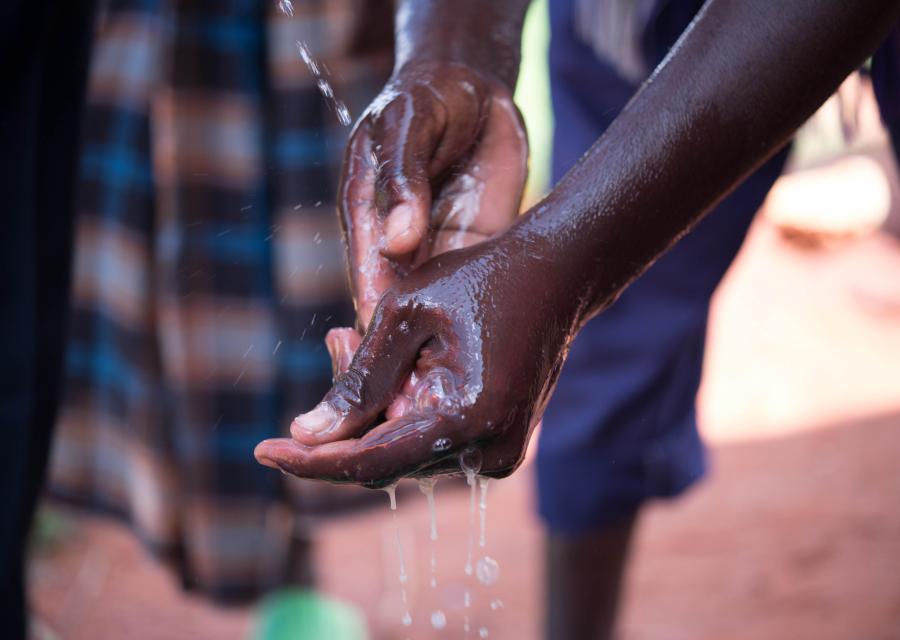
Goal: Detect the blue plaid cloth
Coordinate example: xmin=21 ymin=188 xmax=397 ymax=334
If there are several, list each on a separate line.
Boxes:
xmin=48 ymin=0 xmax=392 ymax=601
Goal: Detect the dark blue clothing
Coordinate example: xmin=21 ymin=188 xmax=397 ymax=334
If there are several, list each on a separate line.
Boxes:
xmin=538 ymin=0 xmax=898 ymax=533
xmin=0 ymin=1 xmax=96 ymax=636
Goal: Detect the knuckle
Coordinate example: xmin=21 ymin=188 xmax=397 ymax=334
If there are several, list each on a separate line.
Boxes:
xmin=329 ymin=368 xmax=366 ymax=412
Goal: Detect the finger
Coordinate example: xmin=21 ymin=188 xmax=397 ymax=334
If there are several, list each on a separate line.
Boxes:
xmin=385 ymin=369 xmax=418 ymax=419
xmin=411 ymin=417 xmax=532 ymax=480
xmin=338 ymin=127 xmax=398 ymax=327
xmin=370 ymin=91 xmax=437 ymax=258
xmin=429 ymin=94 xmax=529 ymax=254
xmin=325 ymin=327 xmax=362 ymax=378
xmin=256 ymin=412 xmax=461 ymax=487
xmin=428 ymin=230 xmax=491 ymax=256
xmin=372 ymin=81 xmax=483 ymax=258
xmin=290 ymin=301 xmax=426 ymax=445
xmin=325 ymin=327 xmax=418 ymax=421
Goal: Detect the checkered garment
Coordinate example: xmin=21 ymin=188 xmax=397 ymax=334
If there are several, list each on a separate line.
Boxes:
xmin=48 ymin=0 xmax=392 ymax=602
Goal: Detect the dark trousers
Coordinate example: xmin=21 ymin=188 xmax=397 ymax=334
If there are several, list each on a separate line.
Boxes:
xmin=0 ymin=2 xmax=95 ymax=636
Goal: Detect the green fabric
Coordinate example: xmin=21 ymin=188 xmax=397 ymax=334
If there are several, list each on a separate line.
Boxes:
xmin=252 ymin=590 xmax=368 ymax=640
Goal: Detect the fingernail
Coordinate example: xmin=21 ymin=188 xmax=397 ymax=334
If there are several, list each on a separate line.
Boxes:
xmin=254 ymin=442 xmax=280 ymax=469
xmin=291 ymin=402 xmax=340 ymax=438
xmin=382 ymin=204 xmax=415 ymax=250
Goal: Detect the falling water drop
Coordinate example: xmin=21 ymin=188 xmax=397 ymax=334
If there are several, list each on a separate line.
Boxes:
xmin=431 ymin=610 xmax=447 ymax=630
xmin=461 ymin=448 xmax=482 ymax=576
xmin=382 ymin=484 xmax=411 ymax=627
xmin=336 ymin=102 xmax=352 ymax=126
xmin=418 ymin=477 xmax=440 ymax=593
xmin=277 ymin=0 xmax=294 ymax=17
xmin=459 ymin=447 xmax=483 ymax=476
xmin=296 ymin=42 xmax=319 ymax=75
xmin=463 ymin=590 xmax=472 ymax=637
xmin=478 ymin=476 xmax=490 ymax=548
xmin=476 ymin=556 xmax=500 ymax=586
xmin=316 ymin=79 xmax=334 ymax=99
xmin=418 ymin=477 xmax=438 ymax=542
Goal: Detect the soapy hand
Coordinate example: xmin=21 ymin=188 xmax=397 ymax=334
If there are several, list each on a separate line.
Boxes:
xmin=339 ymin=61 xmax=528 ymax=327
xmin=254 ymin=232 xmax=580 ymax=487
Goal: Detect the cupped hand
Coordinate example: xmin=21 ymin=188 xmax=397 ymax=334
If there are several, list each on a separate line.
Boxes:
xmin=339 ymin=61 xmax=528 ymax=328
xmin=254 ymin=233 xmax=580 ymax=488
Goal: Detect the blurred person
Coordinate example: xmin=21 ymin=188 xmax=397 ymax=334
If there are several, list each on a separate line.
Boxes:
xmin=256 ymin=1 xmax=900 ymax=638
xmin=44 ymin=0 xmax=390 ymax=621
xmin=1 ymin=1 xmax=97 ymax=637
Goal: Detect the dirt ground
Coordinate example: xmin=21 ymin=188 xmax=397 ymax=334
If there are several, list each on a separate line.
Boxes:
xmin=29 ymin=214 xmax=900 ymax=639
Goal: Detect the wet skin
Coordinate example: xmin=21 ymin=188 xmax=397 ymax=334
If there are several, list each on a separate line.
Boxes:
xmin=338 ymin=61 xmax=528 ymax=328
xmin=256 ymin=0 xmax=900 ymax=487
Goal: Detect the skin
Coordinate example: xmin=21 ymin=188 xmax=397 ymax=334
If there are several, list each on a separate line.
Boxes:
xmin=545 ymin=514 xmax=637 ymax=639
xmin=256 ymin=0 xmax=900 ymax=488
xmin=339 ymin=0 xmax=529 ymax=327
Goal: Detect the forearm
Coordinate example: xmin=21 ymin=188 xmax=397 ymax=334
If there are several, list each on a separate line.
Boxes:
xmin=394 ymin=0 xmax=531 ymax=89
xmin=513 ymin=0 xmax=900 ymax=323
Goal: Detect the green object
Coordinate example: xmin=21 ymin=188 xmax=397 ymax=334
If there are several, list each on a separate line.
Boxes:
xmin=515 ymin=0 xmax=553 ymax=204
xmin=251 ymin=589 xmax=368 ymax=640
xmin=30 ymin=507 xmax=71 ymax=554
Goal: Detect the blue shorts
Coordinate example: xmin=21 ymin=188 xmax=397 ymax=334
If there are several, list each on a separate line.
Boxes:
xmin=538 ymin=0 xmax=900 ymax=534
xmin=536 ymin=0 xmax=789 ymax=533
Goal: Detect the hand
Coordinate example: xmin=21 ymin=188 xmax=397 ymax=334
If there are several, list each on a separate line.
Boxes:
xmin=254 ymin=232 xmax=580 ymax=487
xmin=339 ymin=61 xmax=528 ymax=328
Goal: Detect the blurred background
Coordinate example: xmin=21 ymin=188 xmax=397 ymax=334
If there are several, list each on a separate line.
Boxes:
xmin=27 ymin=1 xmax=900 ymax=639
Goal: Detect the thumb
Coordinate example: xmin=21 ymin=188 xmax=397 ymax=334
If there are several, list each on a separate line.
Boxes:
xmin=372 ymin=94 xmax=435 ymax=258
xmin=291 ymin=302 xmax=424 ymax=444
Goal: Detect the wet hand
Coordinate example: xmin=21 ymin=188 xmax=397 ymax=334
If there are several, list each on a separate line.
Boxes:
xmin=339 ymin=61 xmax=528 ymax=328
xmin=254 ymin=233 xmax=578 ymax=487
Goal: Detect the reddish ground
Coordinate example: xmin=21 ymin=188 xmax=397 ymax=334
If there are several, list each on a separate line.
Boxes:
xmin=29 ymin=218 xmax=900 ymax=639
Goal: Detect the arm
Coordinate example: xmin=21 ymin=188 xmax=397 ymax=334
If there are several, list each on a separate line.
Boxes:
xmin=516 ymin=0 xmax=900 ymax=321
xmin=258 ymin=0 xmax=900 ymax=486
xmin=393 ymin=0 xmax=530 ymax=89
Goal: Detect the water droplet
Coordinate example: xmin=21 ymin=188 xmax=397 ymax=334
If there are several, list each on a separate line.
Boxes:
xmin=382 ymin=483 xmax=397 ymax=510
xmin=417 ymin=477 xmax=439 ymax=541
xmin=402 ymin=612 xmax=412 ymax=626
xmin=476 ymin=556 xmax=499 ymax=586
xmin=414 ymin=367 xmax=460 ymax=414
xmin=432 ymin=437 xmax=453 ymax=453
xmin=459 ymin=447 xmax=483 ymax=475
xmin=336 ymin=102 xmax=352 ymax=126
xmin=277 ymin=0 xmax=294 ymax=17
xmin=430 ymin=610 xmax=446 ymax=630
xmin=490 ymin=599 xmax=504 ymax=610
xmin=478 ymin=477 xmax=490 ymax=547
xmin=316 ymin=78 xmax=334 ymax=99
xmin=479 ymin=627 xmax=489 ymax=638
xmin=296 ymin=41 xmax=318 ymax=75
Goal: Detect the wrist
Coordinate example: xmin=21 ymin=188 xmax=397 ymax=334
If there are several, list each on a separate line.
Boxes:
xmin=394 ymin=0 xmax=527 ymax=91
xmin=501 ymin=191 xmax=623 ymax=329
xmin=491 ymin=212 xmax=596 ymax=335
xmin=388 ymin=60 xmax=516 ymax=105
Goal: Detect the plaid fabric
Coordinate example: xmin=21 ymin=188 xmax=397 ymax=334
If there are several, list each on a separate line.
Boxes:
xmin=48 ymin=0 xmax=392 ymax=602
